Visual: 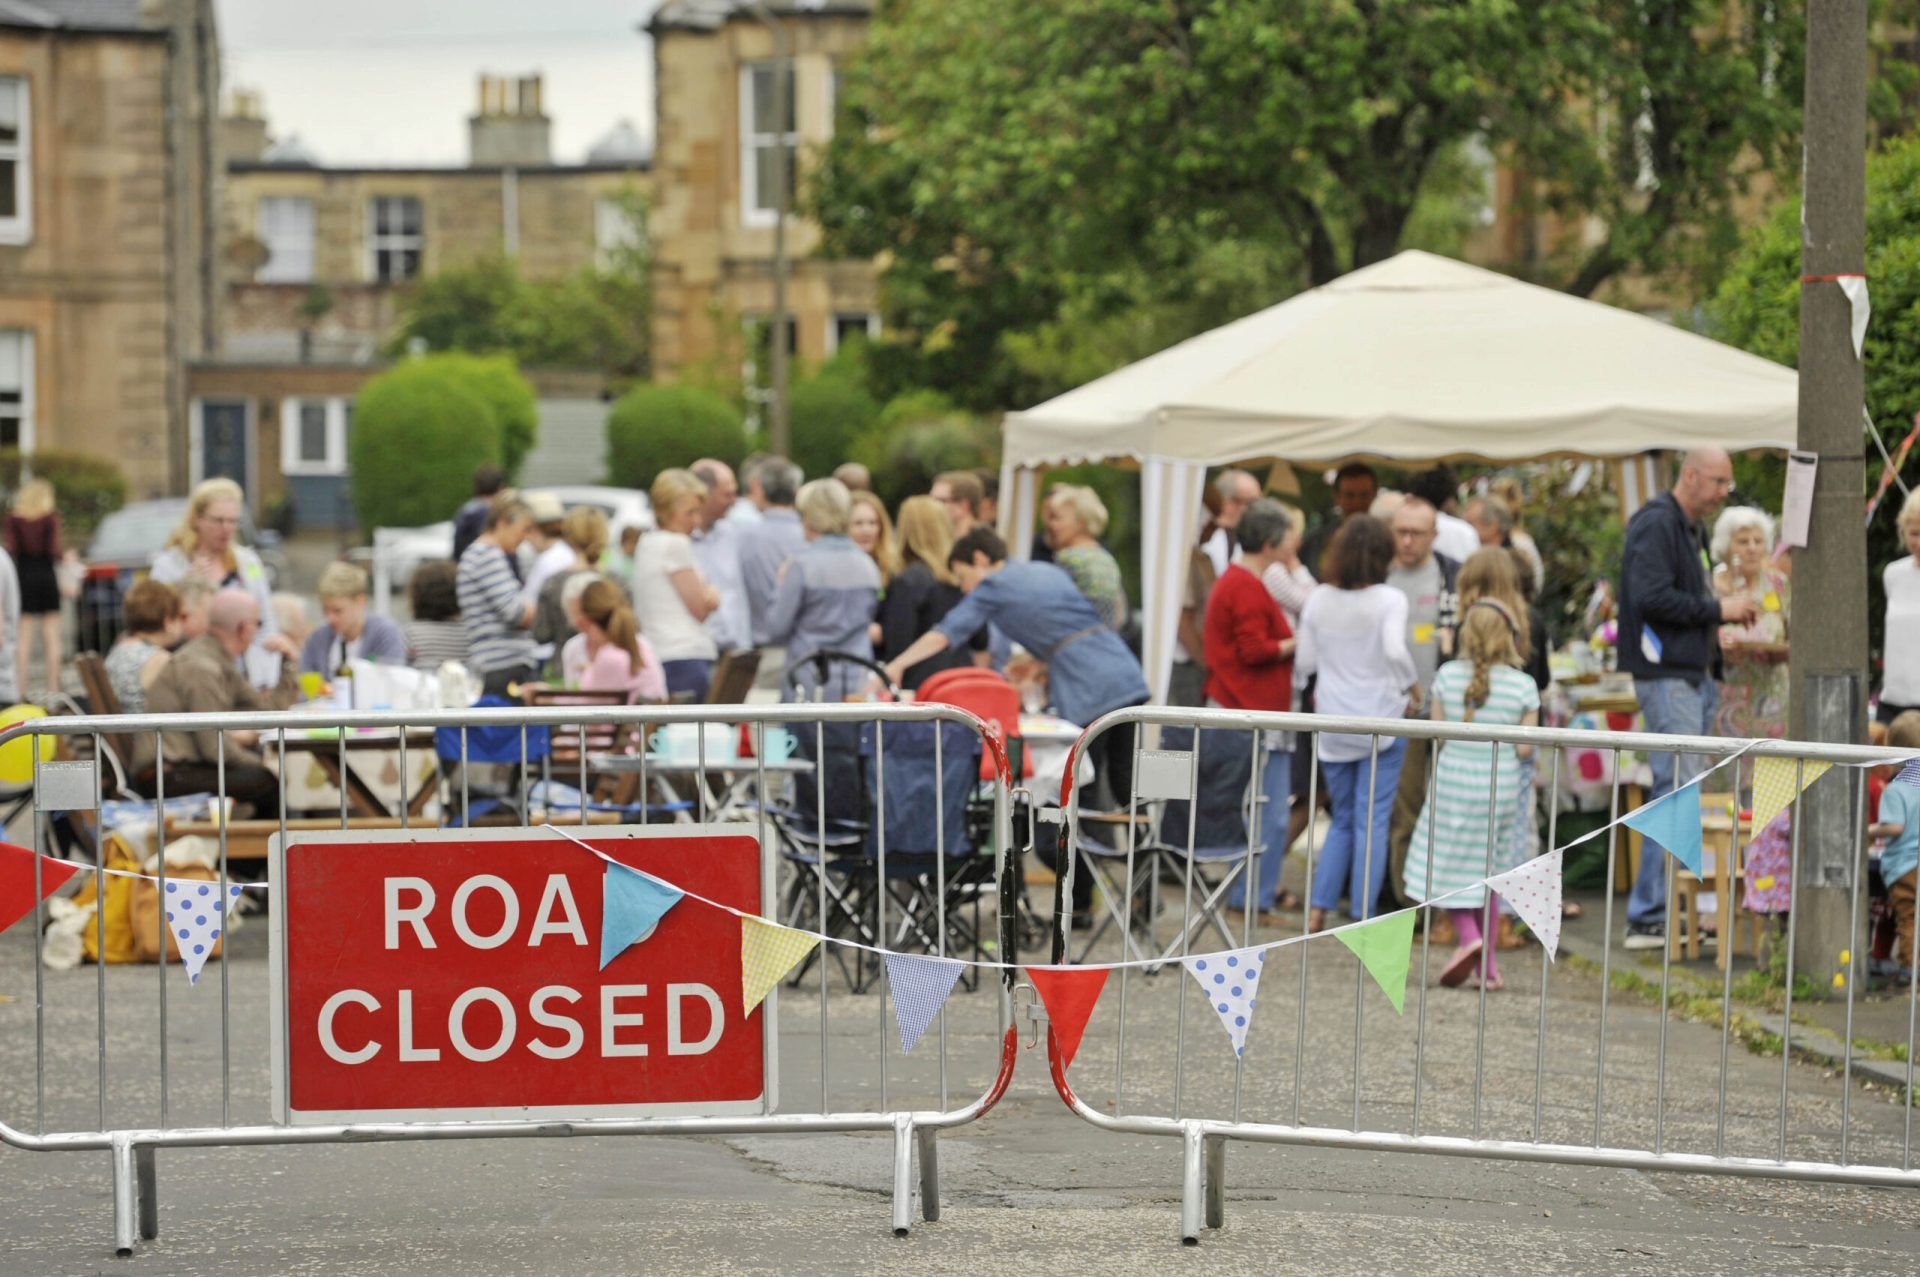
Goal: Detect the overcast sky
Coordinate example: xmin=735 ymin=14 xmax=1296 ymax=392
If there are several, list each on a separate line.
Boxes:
xmin=217 ymin=1 xmax=659 ymax=165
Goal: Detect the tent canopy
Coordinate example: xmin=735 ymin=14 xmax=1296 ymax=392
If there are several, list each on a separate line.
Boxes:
xmin=1001 ymin=250 xmax=1797 ymax=469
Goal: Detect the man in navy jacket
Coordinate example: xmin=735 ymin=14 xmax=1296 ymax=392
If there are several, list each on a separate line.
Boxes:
xmin=1617 ymin=446 xmax=1759 ymax=948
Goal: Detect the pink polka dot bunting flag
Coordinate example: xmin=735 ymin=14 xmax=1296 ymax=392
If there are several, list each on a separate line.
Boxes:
xmin=1182 ymin=946 xmax=1269 ymax=1056
xmin=162 ymin=880 xmax=245 ymax=984
xmin=1488 ymin=849 xmax=1564 ymax=961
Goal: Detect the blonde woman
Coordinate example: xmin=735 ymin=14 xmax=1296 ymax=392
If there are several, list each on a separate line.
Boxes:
xmin=1487 ymin=475 xmax=1545 ymax=596
xmin=149 ymin=477 xmax=280 ymax=687
xmin=849 ymin=490 xmax=903 ymax=587
xmin=1044 ymin=484 xmax=1128 ymax=630
xmin=632 ymin=468 xmax=720 ymax=699
xmin=7 ymin=478 xmax=61 ymax=698
xmin=877 ymin=495 xmax=978 ymax=689
xmin=534 ymin=505 xmax=610 ymax=659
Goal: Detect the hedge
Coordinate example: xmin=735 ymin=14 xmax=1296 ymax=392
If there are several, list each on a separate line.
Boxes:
xmin=425 ymin=352 xmax=539 ymax=481
xmin=349 ymin=362 xmax=500 ymax=529
xmin=0 ymin=449 xmax=127 ymax=541
xmin=605 ymin=384 xmax=747 ymax=491
xmin=788 ymin=370 xmax=880 ymax=485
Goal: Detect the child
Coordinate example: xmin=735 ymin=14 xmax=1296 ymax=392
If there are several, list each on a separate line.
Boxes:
xmin=1402 ymin=599 xmax=1541 ymax=990
xmin=1868 ymin=711 xmax=1920 ymax=982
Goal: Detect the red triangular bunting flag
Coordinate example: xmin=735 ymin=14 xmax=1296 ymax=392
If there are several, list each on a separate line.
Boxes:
xmin=1025 ymin=965 xmax=1110 ymax=1071
xmin=0 ymin=842 xmax=78 ymax=935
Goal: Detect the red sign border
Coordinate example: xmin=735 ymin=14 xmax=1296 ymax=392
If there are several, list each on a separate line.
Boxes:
xmin=268 ymin=822 xmax=774 ymax=1126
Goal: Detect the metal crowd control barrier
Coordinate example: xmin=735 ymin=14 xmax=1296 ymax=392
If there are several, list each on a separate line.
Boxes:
xmin=0 ymin=701 xmax=1020 ymax=1257
xmin=1050 ymin=706 xmax=1920 ymax=1243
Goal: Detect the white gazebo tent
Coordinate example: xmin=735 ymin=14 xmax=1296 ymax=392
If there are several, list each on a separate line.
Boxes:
xmin=998 ymin=250 xmax=1797 ymax=706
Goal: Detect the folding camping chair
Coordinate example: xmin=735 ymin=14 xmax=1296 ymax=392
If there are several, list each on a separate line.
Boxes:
xmin=434 ymin=696 xmax=552 ymax=826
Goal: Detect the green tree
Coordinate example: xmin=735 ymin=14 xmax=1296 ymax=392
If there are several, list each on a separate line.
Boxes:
xmin=349 ymin=362 xmax=499 ymax=529
xmin=605 ymin=385 xmax=748 ymax=492
xmin=787 ymin=358 xmax=881 ymax=484
xmin=1705 ymin=132 xmax=1920 ymax=665
xmin=848 ymin=392 xmax=994 ymax=509
xmin=427 ymin=352 xmax=540 ymax=481
xmin=813 ymin=0 xmax=1805 ymax=409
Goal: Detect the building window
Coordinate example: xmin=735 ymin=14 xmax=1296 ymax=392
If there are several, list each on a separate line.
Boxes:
xmin=0 ymin=78 xmax=30 ymax=245
xmin=257 ymin=196 xmax=315 ymax=282
xmin=0 ymin=331 xmax=32 ymax=451
xmin=739 ymin=61 xmax=797 ymax=228
xmin=367 ymin=196 xmax=423 ymax=282
xmin=828 ymin=312 xmax=880 ymax=354
xmin=594 ymin=196 xmax=646 ymax=268
xmin=281 ymin=396 xmax=351 ymax=475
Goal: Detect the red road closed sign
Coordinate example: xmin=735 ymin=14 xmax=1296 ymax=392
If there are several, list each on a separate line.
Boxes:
xmin=269 ymin=824 xmax=770 ymax=1124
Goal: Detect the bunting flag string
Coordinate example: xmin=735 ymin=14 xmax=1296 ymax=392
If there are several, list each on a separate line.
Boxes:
xmin=1751 ymin=756 xmax=1833 ymax=833
xmin=1333 ymin=911 xmax=1417 ymax=1014
xmin=740 ymin=916 xmax=820 ymax=1015
xmin=883 ymin=953 xmax=967 ymax=1053
xmin=1488 ymin=848 xmax=1565 ymax=961
xmin=1183 ymin=947 xmax=1267 ymax=1055
xmin=1025 ymin=966 xmax=1109 ymax=1070
xmin=1621 ymin=783 xmax=1704 ymax=876
xmin=599 ymin=861 xmax=684 ymax=970
xmin=0 ymin=841 xmax=77 ymax=935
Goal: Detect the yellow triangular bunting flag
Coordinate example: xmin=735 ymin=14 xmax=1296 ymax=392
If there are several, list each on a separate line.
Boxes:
xmin=1751 ymin=756 xmax=1831 ymax=833
xmin=741 ymin=916 xmax=820 ymax=1015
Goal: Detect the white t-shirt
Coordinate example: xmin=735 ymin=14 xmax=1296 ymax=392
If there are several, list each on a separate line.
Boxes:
xmin=1883 ymin=556 xmax=1920 ymax=706
xmin=1434 ymin=511 xmax=1481 ymax=565
xmin=1295 ymin=583 xmax=1416 ymax=762
xmin=632 ymin=530 xmax=719 ymax=663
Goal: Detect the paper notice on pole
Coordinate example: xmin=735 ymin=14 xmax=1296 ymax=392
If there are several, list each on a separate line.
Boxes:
xmin=1781 ymin=450 xmax=1817 ymax=548
xmin=1838 ymin=275 xmax=1871 ymax=359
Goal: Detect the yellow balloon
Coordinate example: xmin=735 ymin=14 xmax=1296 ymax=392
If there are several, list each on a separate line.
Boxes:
xmin=0 ymin=704 xmax=57 ymax=787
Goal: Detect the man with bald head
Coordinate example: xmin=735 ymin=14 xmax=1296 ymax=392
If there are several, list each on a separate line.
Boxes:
xmin=690 ymin=457 xmax=751 ymax=652
xmin=1618 ymin=446 xmax=1760 ymax=948
xmin=1383 ymin=496 xmax=1462 ymax=907
xmin=137 ymin=588 xmax=300 ymax=817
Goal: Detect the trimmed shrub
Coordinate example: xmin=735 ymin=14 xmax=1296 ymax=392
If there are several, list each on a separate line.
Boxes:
xmin=428 ymin=352 xmax=539 ymax=480
xmin=605 ymin=384 xmax=747 ymax=491
xmin=0 ymin=449 xmax=127 ymax=541
xmin=787 ymin=370 xmax=880 ymax=485
xmin=350 ymin=362 xmax=499 ymax=529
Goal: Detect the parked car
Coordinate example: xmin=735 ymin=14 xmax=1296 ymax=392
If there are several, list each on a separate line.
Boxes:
xmin=77 ymin=498 xmax=286 ymax=653
xmin=525 ymin=485 xmax=654 ymax=535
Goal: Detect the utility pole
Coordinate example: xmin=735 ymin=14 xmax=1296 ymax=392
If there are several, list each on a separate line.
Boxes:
xmin=750 ymin=3 xmax=793 ymax=458
xmin=1789 ymin=0 xmax=1870 ymax=991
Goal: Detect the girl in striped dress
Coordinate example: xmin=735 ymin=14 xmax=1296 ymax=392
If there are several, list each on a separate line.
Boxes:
xmin=1403 ymin=599 xmax=1540 ymax=990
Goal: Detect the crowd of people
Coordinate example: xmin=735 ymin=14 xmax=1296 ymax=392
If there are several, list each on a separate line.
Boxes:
xmin=9 ymin=440 xmax=1914 ymax=978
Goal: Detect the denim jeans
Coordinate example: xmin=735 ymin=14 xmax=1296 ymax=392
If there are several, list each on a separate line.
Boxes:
xmin=1628 ymin=676 xmax=1720 ymax=926
xmin=1310 ymin=738 xmax=1408 ymax=920
xmin=1227 ymin=738 xmax=1294 ymax=911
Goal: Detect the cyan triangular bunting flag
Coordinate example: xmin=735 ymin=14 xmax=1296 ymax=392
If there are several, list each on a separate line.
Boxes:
xmin=1751 ymin=756 xmax=1831 ymax=833
xmin=1182 ymin=946 xmax=1269 ymax=1055
xmin=1489 ymin=849 xmax=1564 ymax=960
xmin=600 ymin=861 xmax=684 ymax=970
xmin=162 ymin=879 xmax=244 ymax=984
xmin=1622 ymin=783 xmax=1704 ymax=876
xmin=1333 ymin=911 xmax=1416 ymax=1014
xmin=883 ymin=952 xmax=966 ymax=1053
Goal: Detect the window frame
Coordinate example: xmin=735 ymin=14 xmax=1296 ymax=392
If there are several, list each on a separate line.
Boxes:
xmin=366 ymin=195 xmax=424 ymax=283
xmin=594 ymin=196 xmax=646 ymax=269
xmin=279 ymin=396 xmax=352 ymax=476
xmin=738 ymin=60 xmax=798 ymax=230
xmin=0 ymin=329 xmax=35 ymax=453
xmin=826 ymin=312 xmax=880 ymax=355
xmin=256 ymin=195 xmax=316 ymax=283
xmin=0 ymin=76 xmax=32 ymax=246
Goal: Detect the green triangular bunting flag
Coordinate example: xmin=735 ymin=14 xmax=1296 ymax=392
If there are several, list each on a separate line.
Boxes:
xmin=1333 ymin=911 xmax=1416 ymax=1014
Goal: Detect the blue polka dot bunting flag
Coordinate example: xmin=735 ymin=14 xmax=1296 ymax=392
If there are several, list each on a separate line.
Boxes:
xmin=882 ymin=952 xmax=967 ymax=1054
xmin=162 ymin=880 xmax=244 ymax=985
xmin=1182 ymin=946 xmax=1268 ymax=1057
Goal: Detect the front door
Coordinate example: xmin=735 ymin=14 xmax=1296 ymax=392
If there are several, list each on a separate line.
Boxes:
xmin=199 ymin=399 xmax=250 ymax=496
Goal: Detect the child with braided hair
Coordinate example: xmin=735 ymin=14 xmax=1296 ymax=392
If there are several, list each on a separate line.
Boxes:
xmin=1402 ymin=597 xmax=1541 ymax=990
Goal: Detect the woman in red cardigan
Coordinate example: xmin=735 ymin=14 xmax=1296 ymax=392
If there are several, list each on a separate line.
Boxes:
xmin=1205 ymin=498 xmax=1299 ymax=914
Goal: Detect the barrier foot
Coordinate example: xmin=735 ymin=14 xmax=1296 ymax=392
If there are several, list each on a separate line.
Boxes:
xmin=1179 ymin=1123 xmax=1205 ymax=1245
xmin=110 ymin=1135 xmax=137 ymax=1258
xmin=1203 ymin=1134 xmax=1226 ymax=1231
xmin=136 ymin=1144 xmax=159 ymax=1240
xmin=891 ymin=1116 xmax=915 ymax=1237
xmin=917 ymin=1126 xmax=941 ymax=1223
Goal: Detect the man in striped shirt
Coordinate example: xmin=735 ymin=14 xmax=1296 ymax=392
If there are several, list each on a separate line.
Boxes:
xmin=457 ymin=496 xmax=538 ymax=699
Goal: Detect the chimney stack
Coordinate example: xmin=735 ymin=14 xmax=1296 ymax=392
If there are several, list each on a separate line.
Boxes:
xmin=222 ymin=88 xmax=270 ymax=163
xmin=468 ymin=72 xmax=551 ymax=167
